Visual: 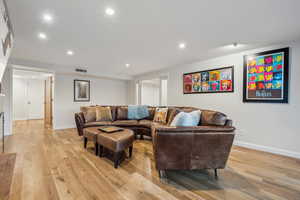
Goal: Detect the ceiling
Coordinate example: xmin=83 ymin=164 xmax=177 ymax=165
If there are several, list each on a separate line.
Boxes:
xmin=6 ymin=0 xmax=300 ymax=79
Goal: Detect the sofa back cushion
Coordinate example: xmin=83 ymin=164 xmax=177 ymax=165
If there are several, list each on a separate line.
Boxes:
xmin=81 ymin=105 xmax=116 ymax=122
xmin=166 ymin=107 xmax=180 ymax=125
xmin=116 ymin=106 xmax=128 ymax=120
xmin=80 ymin=105 xmax=228 ymax=126
xmin=81 ymin=106 xmax=97 ymax=123
xmin=200 ymin=110 xmax=227 ymax=126
xmin=145 ymin=107 xmax=156 ymax=120
xmin=108 ymin=106 xmax=117 ymax=121
xmin=96 ymin=106 xmax=113 ymax=121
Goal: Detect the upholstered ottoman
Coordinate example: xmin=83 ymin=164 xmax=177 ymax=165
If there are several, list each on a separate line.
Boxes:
xmin=83 ymin=127 xmax=102 ymax=155
xmin=97 ymin=128 xmax=134 ymax=168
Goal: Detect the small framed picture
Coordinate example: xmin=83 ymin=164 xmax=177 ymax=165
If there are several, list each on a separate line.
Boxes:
xmin=74 ymin=80 xmax=90 ymax=102
xmin=243 ymin=47 xmax=289 ymax=103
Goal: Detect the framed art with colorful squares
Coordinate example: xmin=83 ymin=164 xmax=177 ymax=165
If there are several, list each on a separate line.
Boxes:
xmin=243 ymin=47 xmax=289 ymax=103
xmin=183 ymin=66 xmax=234 ymax=94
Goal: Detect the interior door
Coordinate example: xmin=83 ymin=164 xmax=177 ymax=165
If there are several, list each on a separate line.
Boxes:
xmin=44 ymin=77 xmax=53 ymax=128
xmin=27 ymin=79 xmax=44 ymax=120
xmin=13 ymin=78 xmax=28 ymax=120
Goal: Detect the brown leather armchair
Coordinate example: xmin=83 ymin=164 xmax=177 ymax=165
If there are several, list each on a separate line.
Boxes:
xmin=152 ymin=125 xmax=235 ymax=178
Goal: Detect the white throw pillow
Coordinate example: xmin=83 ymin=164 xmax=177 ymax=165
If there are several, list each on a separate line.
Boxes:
xmin=170 ymin=110 xmax=201 ymax=127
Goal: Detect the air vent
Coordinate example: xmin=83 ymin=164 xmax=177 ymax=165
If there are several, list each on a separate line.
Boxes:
xmin=75 ymin=68 xmax=87 ymax=73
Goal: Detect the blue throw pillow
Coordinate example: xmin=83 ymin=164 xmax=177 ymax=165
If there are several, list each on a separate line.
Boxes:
xmin=128 ymin=105 xmax=149 ymax=120
xmin=170 ymin=110 xmax=201 ymax=127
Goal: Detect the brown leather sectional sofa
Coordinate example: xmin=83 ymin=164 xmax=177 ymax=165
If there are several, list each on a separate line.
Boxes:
xmin=75 ymin=105 xmax=235 ymax=178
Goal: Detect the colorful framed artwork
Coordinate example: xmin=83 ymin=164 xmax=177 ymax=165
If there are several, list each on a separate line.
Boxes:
xmin=243 ymin=47 xmax=289 ymax=103
xmin=183 ymin=66 xmax=234 ymax=94
xmin=74 ymin=80 xmax=90 ymax=102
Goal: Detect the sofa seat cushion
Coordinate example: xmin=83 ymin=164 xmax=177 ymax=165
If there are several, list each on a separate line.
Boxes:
xmin=138 ymin=120 xmax=153 ymax=128
xmin=138 ymin=120 xmax=163 ymax=128
xmin=84 ymin=121 xmax=112 ymax=128
xmin=112 ymin=120 xmax=139 ymax=126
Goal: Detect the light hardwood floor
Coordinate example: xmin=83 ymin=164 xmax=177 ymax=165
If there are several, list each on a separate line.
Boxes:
xmin=3 ymin=120 xmax=300 ymax=200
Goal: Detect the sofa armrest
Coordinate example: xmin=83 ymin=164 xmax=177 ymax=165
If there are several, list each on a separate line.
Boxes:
xmin=75 ymin=112 xmax=85 ymax=136
xmin=152 ymin=125 xmax=235 ymax=171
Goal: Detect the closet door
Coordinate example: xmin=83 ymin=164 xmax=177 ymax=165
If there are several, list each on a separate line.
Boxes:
xmin=13 ymin=78 xmax=28 ymax=120
xmin=27 ymin=79 xmax=44 ymax=120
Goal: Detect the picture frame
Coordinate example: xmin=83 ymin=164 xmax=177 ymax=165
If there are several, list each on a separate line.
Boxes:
xmin=243 ymin=47 xmax=289 ymax=103
xmin=183 ymin=66 xmax=234 ymax=94
xmin=74 ymin=80 xmax=90 ymax=102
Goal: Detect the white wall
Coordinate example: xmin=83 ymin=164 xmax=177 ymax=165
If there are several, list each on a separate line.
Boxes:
xmin=53 ymin=74 xmax=129 ymax=129
xmin=134 ymin=41 xmax=300 ymax=159
xmin=161 ymin=79 xmax=168 ymax=106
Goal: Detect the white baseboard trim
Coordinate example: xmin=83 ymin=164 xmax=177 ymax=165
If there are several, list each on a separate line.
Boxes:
xmin=53 ymin=125 xmax=76 ymax=130
xmin=234 ymin=140 xmax=300 ymax=160
xmin=4 ymin=132 xmax=11 ymax=136
xmin=13 ymin=118 xmax=43 ymax=121
xmin=13 ymin=118 xmax=27 ymax=121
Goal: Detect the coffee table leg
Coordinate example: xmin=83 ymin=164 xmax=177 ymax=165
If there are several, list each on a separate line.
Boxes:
xmin=129 ymin=146 xmax=133 ymax=158
xmin=95 ymin=142 xmax=99 ymax=155
xmin=114 ymin=152 xmax=121 ymax=169
xmin=99 ymin=145 xmax=103 ymax=157
xmin=84 ymin=137 xmax=87 ymax=149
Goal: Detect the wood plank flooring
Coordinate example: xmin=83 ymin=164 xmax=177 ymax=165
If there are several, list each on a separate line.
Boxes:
xmin=3 ymin=119 xmax=300 ymax=200
xmin=0 ymin=153 xmax=16 ymax=200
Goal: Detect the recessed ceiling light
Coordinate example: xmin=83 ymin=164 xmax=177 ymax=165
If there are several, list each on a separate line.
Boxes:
xmin=105 ymin=7 xmax=115 ymax=16
xmin=43 ymin=13 xmax=53 ymax=23
xmin=67 ymin=50 xmax=74 ymax=56
xmin=38 ymin=32 xmax=47 ymax=40
xmin=125 ymin=64 xmax=130 ymax=68
xmin=178 ymin=42 xmax=186 ymax=49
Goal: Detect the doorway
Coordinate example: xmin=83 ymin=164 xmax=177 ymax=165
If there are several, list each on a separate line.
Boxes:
xmin=136 ymin=77 xmax=168 ymax=106
xmin=12 ymin=69 xmax=53 ymax=129
xmin=141 ymin=79 xmax=160 ymax=106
